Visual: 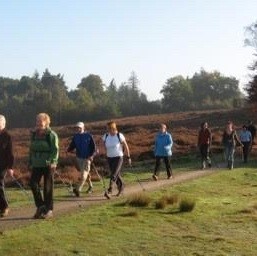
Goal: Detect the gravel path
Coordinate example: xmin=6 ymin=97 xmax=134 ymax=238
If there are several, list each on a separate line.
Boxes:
xmin=0 ymin=169 xmax=216 ymax=232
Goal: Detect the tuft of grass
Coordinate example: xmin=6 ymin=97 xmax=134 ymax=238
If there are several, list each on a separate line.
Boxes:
xmin=162 ymin=194 xmax=179 ymax=205
xmin=126 ymin=193 xmax=151 ymax=207
xmin=155 ymin=199 xmax=167 ymax=209
xmin=119 ymin=210 xmax=139 ymax=217
xmin=179 ymin=198 xmax=196 ymax=212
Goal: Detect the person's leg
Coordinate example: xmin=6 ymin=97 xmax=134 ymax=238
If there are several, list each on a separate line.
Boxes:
xmin=228 ymin=146 xmax=235 ymax=169
xmin=243 ymin=142 xmax=250 ymax=163
xmin=153 ymin=156 xmax=161 ymax=179
xmin=200 ymin=145 xmax=206 ymax=169
xmin=43 ymin=167 xmax=54 ymax=213
xmin=0 ymin=169 xmax=8 ymax=214
xmin=163 ymin=156 xmax=172 ymax=179
xmin=30 ymin=168 xmax=44 ymax=208
xmin=107 ymin=158 xmax=116 ymax=193
xmin=112 ymin=157 xmax=124 ymax=196
xmin=84 ymin=160 xmax=93 ymax=193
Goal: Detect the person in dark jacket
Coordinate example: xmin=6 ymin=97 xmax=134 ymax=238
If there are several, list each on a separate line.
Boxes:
xmin=152 ymin=123 xmax=173 ymax=180
xmin=29 ymin=113 xmax=59 ymax=219
xmin=222 ymin=121 xmax=243 ymax=170
xmin=67 ymin=122 xmax=96 ymax=197
xmin=198 ymin=122 xmax=212 ymax=169
xmin=0 ymin=115 xmax=14 ymax=218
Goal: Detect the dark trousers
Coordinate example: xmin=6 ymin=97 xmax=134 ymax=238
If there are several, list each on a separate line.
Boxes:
xmin=242 ymin=141 xmax=251 ymax=163
xmin=154 ymin=156 xmax=172 ymax=177
xmin=199 ymin=144 xmax=211 ymax=164
xmin=30 ymin=167 xmax=54 ymax=211
xmin=0 ymin=169 xmax=8 ymax=211
xmin=107 ymin=157 xmax=124 ymax=190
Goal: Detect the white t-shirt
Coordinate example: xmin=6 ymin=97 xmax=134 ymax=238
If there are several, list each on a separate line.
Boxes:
xmin=102 ymin=132 xmax=125 ymax=157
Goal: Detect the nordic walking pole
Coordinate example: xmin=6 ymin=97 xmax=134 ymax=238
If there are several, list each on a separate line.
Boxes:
xmin=54 ymin=170 xmax=73 ymax=195
xmin=10 ymin=175 xmax=33 ymax=202
xmin=130 ymin=165 xmax=146 ymax=191
xmin=91 ymin=162 xmax=110 ymax=199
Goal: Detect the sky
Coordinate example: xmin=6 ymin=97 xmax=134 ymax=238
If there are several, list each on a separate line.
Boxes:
xmin=0 ymin=0 xmax=257 ymax=101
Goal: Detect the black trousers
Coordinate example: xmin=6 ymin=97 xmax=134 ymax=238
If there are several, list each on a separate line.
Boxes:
xmin=242 ymin=141 xmax=251 ymax=162
xmin=199 ymin=144 xmax=211 ymax=163
xmin=154 ymin=156 xmax=172 ymax=177
xmin=30 ymin=167 xmax=54 ymax=211
xmin=107 ymin=157 xmax=124 ymax=190
xmin=0 ymin=169 xmax=8 ymax=211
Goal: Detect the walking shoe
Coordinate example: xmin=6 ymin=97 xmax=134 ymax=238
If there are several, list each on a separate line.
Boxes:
xmin=116 ymin=185 xmax=124 ymax=197
xmin=73 ymin=188 xmax=80 ymax=197
xmin=208 ymin=163 xmax=212 ymax=168
xmin=152 ymin=174 xmax=158 ymax=181
xmin=167 ymin=174 xmax=173 ymax=180
xmin=107 ymin=187 xmax=112 ymax=194
xmin=86 ymin=186 xmax=93 ymax=194
xmin=33 ymin=206 xmax=45 ymax=219
xmin=104 ymin=191 xmax=111 ymax=199
xmin=42 ymin=210 xmax=53 ymax=219
xmin=0 ymin=208 xmax=9 ymax=218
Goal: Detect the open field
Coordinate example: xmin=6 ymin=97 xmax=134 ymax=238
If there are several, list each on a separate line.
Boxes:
xmin=1 ymin=161 xmax=257 ymax=255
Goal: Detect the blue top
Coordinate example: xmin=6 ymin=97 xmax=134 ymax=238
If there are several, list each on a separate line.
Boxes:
xmin=240 ymin=130 xmax=252 ymax=142
xmin=67 ymin=132 xmax=96 ymax=159
xmin=154 ymin=132 xmax=173 ymax=157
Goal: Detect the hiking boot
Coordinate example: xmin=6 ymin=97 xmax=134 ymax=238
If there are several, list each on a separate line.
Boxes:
xmin=42 ymin=210 xmax=53 ymax=219
xmin=152 ymin=174 xmax=158 ymax=181
xmin=86 ymin=186 xmax=93 ymax=194
xmin=0 ymin=208 xmax=9 ymax=218
xmin=104 ymin=191 xmax=111 ymax=199
xmin=73 ymin=188 xmax=80 ymax=197
xmin=33 ymin=206 xmax=45 ymax=219
xmin=116 ymin=185 xmax=124 ymax=197
xmin=167 ymin=174 xmax=173 ymax=180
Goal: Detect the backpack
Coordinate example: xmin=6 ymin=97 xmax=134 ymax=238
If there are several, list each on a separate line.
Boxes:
xmin=104 ymin=132 xmax=122 ymax=144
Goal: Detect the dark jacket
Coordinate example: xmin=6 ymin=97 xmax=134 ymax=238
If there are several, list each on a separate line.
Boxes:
xmin=67 ymin=132 xmax=96 ymax=159
xmin=222 ymin=130 xmax=241 ymax=147
xmin=0 ymin=130 xmax=14 ymax=170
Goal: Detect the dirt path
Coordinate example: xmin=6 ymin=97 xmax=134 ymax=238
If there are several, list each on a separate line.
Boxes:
xmin=0 ymin=169 xmax=216 ymax=232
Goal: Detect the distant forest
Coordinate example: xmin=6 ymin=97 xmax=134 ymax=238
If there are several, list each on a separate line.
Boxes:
xmin=0 ymin=69 xmax=244 ymax=128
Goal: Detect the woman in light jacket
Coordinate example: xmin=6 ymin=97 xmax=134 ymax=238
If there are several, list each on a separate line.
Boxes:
xmin=152 ymin=123 xmax=173 ymax=180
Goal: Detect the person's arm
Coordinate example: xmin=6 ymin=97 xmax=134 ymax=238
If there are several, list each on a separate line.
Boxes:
xmin=48 ymin=131 xmax=59 ymax=169
xmin=121 ymin=138 xmax=131 ymax=165
xmin=88 ymin=135 xmax=96 ymax=160
xmin=234 ymin=131 xmax=243 ymax=147
xmin=66 ymin=136 xmax=75 ymax=153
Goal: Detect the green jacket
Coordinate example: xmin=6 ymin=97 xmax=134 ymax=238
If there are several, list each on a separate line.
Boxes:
xmin=29 ymin=128 xmax=59 ymax=168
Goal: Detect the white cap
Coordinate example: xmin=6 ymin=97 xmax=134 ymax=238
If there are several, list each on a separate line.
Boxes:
xmin=75 ymin=122 xmax=84 ymax=129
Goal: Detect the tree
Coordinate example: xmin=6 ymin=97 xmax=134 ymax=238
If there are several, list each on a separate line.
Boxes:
xmin=161 ymin=76 xmax=193 ymax=112
xmin=244 ymin=21 xmax=257 ymax=104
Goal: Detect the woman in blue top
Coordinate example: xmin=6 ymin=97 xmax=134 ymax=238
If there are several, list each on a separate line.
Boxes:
xmin=239 ymin=125 xmax=252 ymax=163
xmin=152 ymin=123 xmax=173 ymax=180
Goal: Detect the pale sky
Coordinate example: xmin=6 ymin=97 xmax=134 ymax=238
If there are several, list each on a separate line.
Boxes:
xmin=0 ymin=0 xmax=256 ymax=100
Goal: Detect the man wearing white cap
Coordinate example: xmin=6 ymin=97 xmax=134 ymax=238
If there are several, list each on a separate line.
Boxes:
xmin=66 ymin=122 xmax=96 ymax=197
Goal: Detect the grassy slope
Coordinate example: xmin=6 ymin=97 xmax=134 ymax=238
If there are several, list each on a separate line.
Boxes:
xmin=1 ymin=160 xmax=257 ymax=255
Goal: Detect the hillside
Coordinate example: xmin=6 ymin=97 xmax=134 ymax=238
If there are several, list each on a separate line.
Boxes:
xmin=8 ymin=107 xmax=256 ymax=185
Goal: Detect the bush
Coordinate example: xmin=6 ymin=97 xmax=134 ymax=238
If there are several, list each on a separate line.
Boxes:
xmin=127 ymin=193 xmax=151 ymax=207
xmin=179 ymin=198 xmax=195 ymax=212
xmin=155 ymin=199 xmax=167 ymax=209
xmin=162 ymin=194 xmax=179 ymax=205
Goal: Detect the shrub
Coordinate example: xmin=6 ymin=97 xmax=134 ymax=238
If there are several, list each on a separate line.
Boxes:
xmin=162 ymin=194 xmax=179 ymax=205
xmin=155 ymin=199 xmax=167 ymax=209
xmin=127 ymin=193 xmax=151 ymax=207
xmin=179 ymin=198 xmax=195 ymax=212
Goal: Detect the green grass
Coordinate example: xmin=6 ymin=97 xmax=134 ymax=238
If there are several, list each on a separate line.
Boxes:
xmin=2 ymin=159 xmax=257 ymax=255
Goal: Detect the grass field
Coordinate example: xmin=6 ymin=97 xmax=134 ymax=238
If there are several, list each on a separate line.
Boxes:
xmin=1 ymin=158 xmax=257 ymax=255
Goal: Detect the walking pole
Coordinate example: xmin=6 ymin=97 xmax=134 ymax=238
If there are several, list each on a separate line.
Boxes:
xmin=130 ymin=165 xmax=146 ymax=191
xmin=91 ymin=162 xmax=110 ymax=199
xmin=10 ymin=175 xmax=33 ymax=202
xmin=54 ymin=170 xmax=74 ymax=195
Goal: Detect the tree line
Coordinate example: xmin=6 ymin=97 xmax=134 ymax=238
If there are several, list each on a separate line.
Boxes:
xmin=0 ymin=69 xmax=244 ymax=128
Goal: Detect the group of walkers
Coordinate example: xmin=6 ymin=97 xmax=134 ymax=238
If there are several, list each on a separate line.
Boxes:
xmin=198 ymin=120 xmax=256 ymax=170
xmin=0 ymin=112 xmax=256 ymax=220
